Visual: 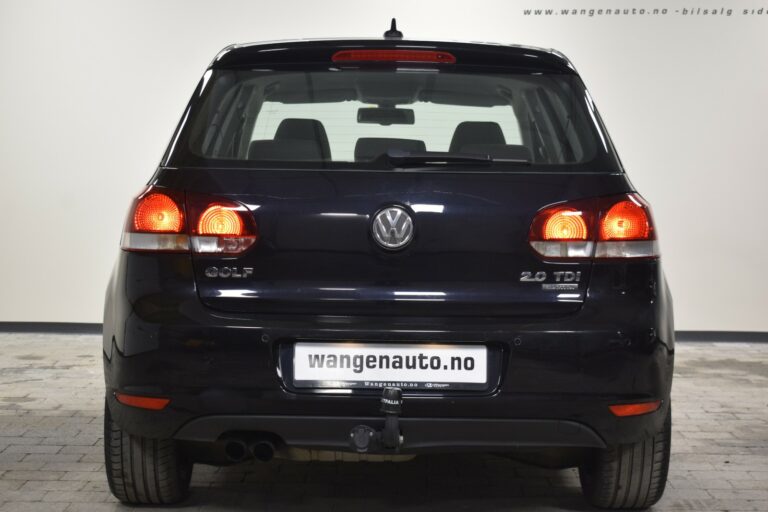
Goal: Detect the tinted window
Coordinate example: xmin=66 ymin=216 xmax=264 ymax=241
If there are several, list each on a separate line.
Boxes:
xmin=174 ymin=69 xmax=615 ymax=171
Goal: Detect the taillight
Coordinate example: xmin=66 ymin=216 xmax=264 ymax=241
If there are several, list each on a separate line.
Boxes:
xmin=542 ymin=208 xmax=589 ymax=241
xmin=332 ymin=49 xmax=456 ymax=64
xmin=121 ymin=187 xmax=258 ymax=254
xmin=133 ymin=193 xmax=184 ymax=233
xmin=600 ymin=199 xmax=651 ymax=240
xmin=121 ymin=188 xmax=189 ymax=252
xmin=189 ymin=199 xmax=258 ymax=254
xmin=529 ymin=194 xmax=659 ymax=259
xmin=528 ymin=198 xmax=596 ymax=258
xmin=198 ymin=205 xmax=244 ymax=236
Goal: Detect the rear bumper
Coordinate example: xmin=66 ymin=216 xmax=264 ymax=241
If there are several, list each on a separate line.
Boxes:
xmin=104 ymin=332 xmax=672 ymax=450
xmin=173 ymin=415 xmax=606 ymax=450
xmin=103 ymin=252 xmax=675 ymax=451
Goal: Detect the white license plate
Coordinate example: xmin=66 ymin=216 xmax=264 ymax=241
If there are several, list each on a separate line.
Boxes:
xmin=292 ymin=343 xmax=488 ymax=390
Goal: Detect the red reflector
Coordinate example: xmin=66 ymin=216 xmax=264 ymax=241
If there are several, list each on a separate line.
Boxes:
xmin=609 ymin=400 xmax=661 ymax=417
xmin=332 ymin=49 xmax=456 ymax=64
xmin=115 ymin=392 xmax=170 ymax=411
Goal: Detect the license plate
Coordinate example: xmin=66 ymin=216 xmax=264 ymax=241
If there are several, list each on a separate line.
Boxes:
xmin=292 ymin=342 xmax=488 ymax=390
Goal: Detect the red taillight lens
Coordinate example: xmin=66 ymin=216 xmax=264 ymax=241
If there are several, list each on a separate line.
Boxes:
xmin=609 ymin=400 xmax=661 ymax=417
xmin=133 ymin=193 xmax=184 ymax=233
xmin=198 ymin=204 xmax=245 ymax=236
xmin=332 ymin=49 xmax=456 ymax=64
xmin=122 ymin=188 xmax=189 ymax=252
xmin=121 ymin=188 xmax=259 ymax=254
xmin=542 ymin=208 xmax=589 ymax=241
xmin=529 ymin=199 xmax=596 ymax=258
xmin=529 ymin=194 xmax=659 ymax=259
xmin=600 ymin=199 xmax=651 ymax=240
xmin=188 ymin=196 xmax=258 ymax=254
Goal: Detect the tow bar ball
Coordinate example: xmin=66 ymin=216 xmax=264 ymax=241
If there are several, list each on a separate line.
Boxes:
xmin=349 ymin=387 xmax=404 ymax=453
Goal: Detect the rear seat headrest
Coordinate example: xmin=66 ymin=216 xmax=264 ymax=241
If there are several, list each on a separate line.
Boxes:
xmin=449 ymin=121 xmax=506 ymax=153
xmin=273 ymin=118 xmax=331 ymax=160
xmin=248 ymin=140 xmax=323 ymax=161
xmin=354 ymin=138 xmax=426 ymax=161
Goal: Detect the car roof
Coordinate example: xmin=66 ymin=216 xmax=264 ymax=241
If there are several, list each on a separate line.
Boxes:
xmin=209 ymin=38 xmax=576 ymax=74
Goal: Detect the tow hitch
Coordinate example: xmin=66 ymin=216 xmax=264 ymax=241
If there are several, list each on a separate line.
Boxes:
xmin=349 ymin=387 xmax=404 ymax=453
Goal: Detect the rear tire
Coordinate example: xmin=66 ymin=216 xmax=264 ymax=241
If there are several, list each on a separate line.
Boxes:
xmin=579 ymin=406 xmax=671 ymax=510
xmin=104 ymin=400 xmax=192 ymax=505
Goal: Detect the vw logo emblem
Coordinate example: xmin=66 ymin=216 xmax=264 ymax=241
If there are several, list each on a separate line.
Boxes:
xmin=372 ymin=205 xmax=414 ymax=250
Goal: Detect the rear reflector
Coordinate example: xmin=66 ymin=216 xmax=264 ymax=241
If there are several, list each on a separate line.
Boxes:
xmin=332 ymin=49 xmax=456 ymax=64
xmin=115 ymin=392 xmax=170 ymax=411
xmin=609 ymin=400 xmax=661 ymax=417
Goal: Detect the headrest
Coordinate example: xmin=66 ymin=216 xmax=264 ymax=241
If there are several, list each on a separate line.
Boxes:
xmin=273 ymin=118 xmax=331 ymax=159
xmin=354 ymin=138 xmax=427 ymax=161
xmin=248 ymin=140 xmax=324 ymax=161
xmin=449 ymin=121 xmax=506 ymax=153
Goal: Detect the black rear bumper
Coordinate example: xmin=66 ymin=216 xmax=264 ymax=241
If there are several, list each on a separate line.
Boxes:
xmin=173 ymin=415 xmax=606 ymax=451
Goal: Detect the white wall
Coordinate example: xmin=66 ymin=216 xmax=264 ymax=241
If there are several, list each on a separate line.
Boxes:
xmin=1 ymin=0 xmax=766 ymax=330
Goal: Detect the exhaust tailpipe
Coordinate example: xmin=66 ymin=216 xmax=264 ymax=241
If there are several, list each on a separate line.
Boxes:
xmin=249 ymin=440 xmax=275 ymax=462
xmin=223 ymin=439 xmax=249 ymax=463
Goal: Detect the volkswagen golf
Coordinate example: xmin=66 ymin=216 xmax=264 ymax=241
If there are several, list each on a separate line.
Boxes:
xmin=103 ymin=22 xmax=674 ymax=509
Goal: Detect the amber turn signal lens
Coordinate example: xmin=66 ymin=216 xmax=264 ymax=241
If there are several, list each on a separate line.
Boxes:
xmin=115 ymin=392 xmax=170 ymax=411
xmin=609 ymin=400 xmax=661 ymax=417
xmin=542 ymin=208 xmax=588 ymax=240
xmin=197 ymin=204 xmax=244 ymax=236
xmin=600 ymin=200 xmax=650 ymax=240
xmin=133 ymin=193 xmax=183 ymax=233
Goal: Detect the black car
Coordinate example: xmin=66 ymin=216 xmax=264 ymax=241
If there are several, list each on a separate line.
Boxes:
xmin=103 ymin=22 xmax=674 ymax=509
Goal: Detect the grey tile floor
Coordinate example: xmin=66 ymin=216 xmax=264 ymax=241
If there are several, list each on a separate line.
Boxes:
xmin=0 ymin=333 xmax=766 ymax=511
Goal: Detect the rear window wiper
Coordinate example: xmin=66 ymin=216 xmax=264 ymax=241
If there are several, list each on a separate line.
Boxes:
xmin=384 ymin=149 xmax=530 ymax=168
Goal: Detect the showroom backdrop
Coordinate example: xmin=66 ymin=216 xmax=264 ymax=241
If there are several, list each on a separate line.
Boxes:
xmin=0 ymin=0 xmax=766 ymax=331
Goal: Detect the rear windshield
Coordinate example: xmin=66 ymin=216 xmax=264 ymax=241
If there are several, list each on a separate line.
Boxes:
xmin=168 ymin=68 xmax=618 ymax=171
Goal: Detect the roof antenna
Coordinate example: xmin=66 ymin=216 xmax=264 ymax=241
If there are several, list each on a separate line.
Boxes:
xmin=384 ymin=18 xmax=403 ymax=39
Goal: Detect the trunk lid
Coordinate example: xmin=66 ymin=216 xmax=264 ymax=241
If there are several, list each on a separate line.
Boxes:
xmin=159 ymin=168 xmax=632 ymax=317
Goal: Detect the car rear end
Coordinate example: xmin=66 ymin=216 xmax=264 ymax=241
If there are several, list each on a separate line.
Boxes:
xmin=103 ymin=38 xmax=673 ymax=508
